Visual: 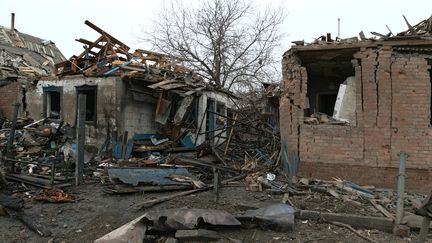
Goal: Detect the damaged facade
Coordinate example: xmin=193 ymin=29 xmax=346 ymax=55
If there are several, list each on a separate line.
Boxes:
xmin=280 ymin=16 xmax=432 ymax=191
xmin=24 ymin=21 xmax=236 ymax=149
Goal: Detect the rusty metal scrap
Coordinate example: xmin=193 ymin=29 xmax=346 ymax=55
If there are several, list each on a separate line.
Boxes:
xmin=34 ymin=188 xmax=75 ymax=203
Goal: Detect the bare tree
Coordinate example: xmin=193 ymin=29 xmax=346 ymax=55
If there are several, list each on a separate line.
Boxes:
xmin=141 ymin=0 xmax=284 ymax=91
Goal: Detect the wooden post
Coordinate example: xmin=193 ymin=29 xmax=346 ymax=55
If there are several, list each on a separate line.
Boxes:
xmin=76 ymin=94 xmax=86 ymax=186
xmin=121 ymin=131 xmax=128 ymax=160
xmin=7 ymin=103 xmax=20 ymax=172
xmin=418 ymin=216 xmax=431 ymax=243
xmin=224 ymin=113 xmax=238 ymax=155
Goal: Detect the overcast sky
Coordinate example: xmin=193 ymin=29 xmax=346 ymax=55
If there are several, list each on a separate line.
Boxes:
xmin=1 ymin=0 xmax=431 ymax=59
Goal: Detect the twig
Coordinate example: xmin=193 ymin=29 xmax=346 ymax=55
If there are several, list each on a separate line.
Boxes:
xmin=329 ymin=221 xmax=378 ymax=243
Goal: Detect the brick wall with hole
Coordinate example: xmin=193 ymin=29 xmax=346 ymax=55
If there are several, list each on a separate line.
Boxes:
xmin=280 ymin=46 xmax=432 ymax=192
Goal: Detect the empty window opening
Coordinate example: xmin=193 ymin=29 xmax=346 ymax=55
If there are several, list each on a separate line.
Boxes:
xmin=76 ymin=86 xmax=97 ymax=124
xmin=299 ymin=48 xmax=357 ymax=124
xmin=43 ymin=87 xmax=62 ymax=119
xmin=317 ymin=93 xmax=337 ymax=116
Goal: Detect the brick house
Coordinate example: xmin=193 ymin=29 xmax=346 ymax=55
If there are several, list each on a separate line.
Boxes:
xmin=280 ymin=17 xmax=432 ymax=192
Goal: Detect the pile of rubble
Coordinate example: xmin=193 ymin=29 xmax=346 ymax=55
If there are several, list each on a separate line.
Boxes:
xmin=54 ymin=20 xmax=204 ymax=88
xmin=93 ymin=173 xmax=432 ymax=242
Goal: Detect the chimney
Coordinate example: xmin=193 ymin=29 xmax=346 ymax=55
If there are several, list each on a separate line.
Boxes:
xmin=11 ymin=13 xmax=15 ymax=31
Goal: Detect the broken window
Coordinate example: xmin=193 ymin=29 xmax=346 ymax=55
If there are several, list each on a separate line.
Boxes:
xmin=300 ymin=48 xmax=357 ymax=124
xmin=43 ymin=87 xmax=62 ymax=119
xmin=76 ymin=85 xmax=97 ymax=125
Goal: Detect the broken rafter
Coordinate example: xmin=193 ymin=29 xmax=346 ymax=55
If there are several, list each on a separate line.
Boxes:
xmin=84 ymin=20 xmax=130 ymax=51
xmin=77 ymin=35 xmax=105 ymax=59
xmin=75 ymin=38 xmax=105 ymax=49
xmin=402 ymin=15 xmax=418 ymax=36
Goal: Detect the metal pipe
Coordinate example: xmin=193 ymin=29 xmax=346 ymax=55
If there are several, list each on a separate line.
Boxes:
xmin=395 ymin=151 xmax=406 ymax=225
xmin=11 ymin=13 xmax=15 ymax=31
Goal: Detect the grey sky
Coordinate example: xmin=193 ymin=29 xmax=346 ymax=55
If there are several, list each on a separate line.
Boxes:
xmin=1 ymin=0 xmax=431 ymax=59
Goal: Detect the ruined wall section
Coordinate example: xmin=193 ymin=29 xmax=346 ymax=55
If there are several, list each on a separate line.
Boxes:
xmin=299 ymin=124 xmax=363 ymax=164
xmin=280 ymin=52 xmax=307 ymax=155
xmin=0 ymin=82 xmax=21 ymax=120
xmin=118 ymin=85 xmax=159 ymax=137
xmin=353 ymin=47 xmax=393 ymax=166
xmin=282 ymin=46 xmax=432 ymax=191
xmin=26 ymin=76 xmax=120 ymax=147
xmin=391 ymin=55 xmax=432 ymax=169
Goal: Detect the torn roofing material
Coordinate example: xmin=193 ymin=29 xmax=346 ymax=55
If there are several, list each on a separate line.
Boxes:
xmin=54 ymin=20 xmax=236 ymax=98
xmin=0 ymin=24 xmax=66 ymax=79
xmin=288 ymin=15 xmax=432 ymax=53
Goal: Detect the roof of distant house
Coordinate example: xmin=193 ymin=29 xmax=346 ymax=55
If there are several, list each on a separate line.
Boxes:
xmin=0 ymin=24 xmax=66 ymax=80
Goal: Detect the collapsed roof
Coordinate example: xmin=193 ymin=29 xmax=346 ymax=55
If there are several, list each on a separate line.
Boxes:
xmin=290 ymin=15 xmax=432 ymax=51
xmin=0 ymin=16 xmax=66 ymax=80
xmin=54 ymin=21 xmax=231 ymax=97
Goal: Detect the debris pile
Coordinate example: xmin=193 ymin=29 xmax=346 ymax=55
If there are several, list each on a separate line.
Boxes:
xmin=54 ymin=20 xmax=204 ymax=88
xmin=0 ymin=118 xmax=82 ymax=189
xmin=397 ymin=15 xmax=432 ymax=37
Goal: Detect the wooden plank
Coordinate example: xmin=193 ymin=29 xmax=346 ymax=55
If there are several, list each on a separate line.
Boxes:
xmin=120 ymin=66 xmax=147 ymax=72
xmin=159 ymin=83 xmax=187 ymax=90
xmin=177 ymin=157 xmax=237 ymax=173
xmin=75 ymin=38 xmax=104 ymax=49
xmin=295 ymin=210 xmax=394 ymax=232
xmin=5 ymin=208 xmax=52 ymax=236
xmin=147 ymin=79 xmax=179 ymax=89
xmin=369 ymin=199 xmax=395 ymax=219
xmin=136 ymin=174 xmax=244 ymax=209
xmin=173 ymin=95 xmax=194 ymax=126
xmin=85 ymin=20 xmax=130 ymax=51
xmin=77 ymin=35 xmax=105 ymax=59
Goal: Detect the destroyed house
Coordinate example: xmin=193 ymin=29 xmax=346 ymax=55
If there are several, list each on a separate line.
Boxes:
xmin=0 ymin=13 xmax=66 ymax=120
xmin=25 ymin=21 xmax=236 ymax=151
xmin=280 ymin=16 xmax=432 ymax=191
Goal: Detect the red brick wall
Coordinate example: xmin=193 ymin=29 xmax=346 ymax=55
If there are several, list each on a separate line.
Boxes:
xmin=298 ymin=161 xmax=432 ymax=193
xmin=280 ymin=46 xmax=432 ymax=191
xmin=299 ymin=124 xmax=363 ymax=164
xmin=0 ymin=82 xmax=20 ymax=120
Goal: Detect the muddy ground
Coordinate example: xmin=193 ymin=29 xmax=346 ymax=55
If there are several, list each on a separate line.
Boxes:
xmin=0 ymin=181 xmax=427 ymax=243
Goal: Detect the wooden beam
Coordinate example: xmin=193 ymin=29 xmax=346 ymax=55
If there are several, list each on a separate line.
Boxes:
xmin=75 ymin=38 xmax=104 ymax=49
xmin=295 ymin=210 xmax=394 ymax=232
xmin=85 ymin=20 xmax=130 ymax=51
xmin=77 ymin=35 xmax=105 ymax=59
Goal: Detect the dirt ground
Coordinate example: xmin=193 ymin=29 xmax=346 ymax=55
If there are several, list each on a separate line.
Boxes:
xmin=0 ymin=181 xmax=427 ymax=243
